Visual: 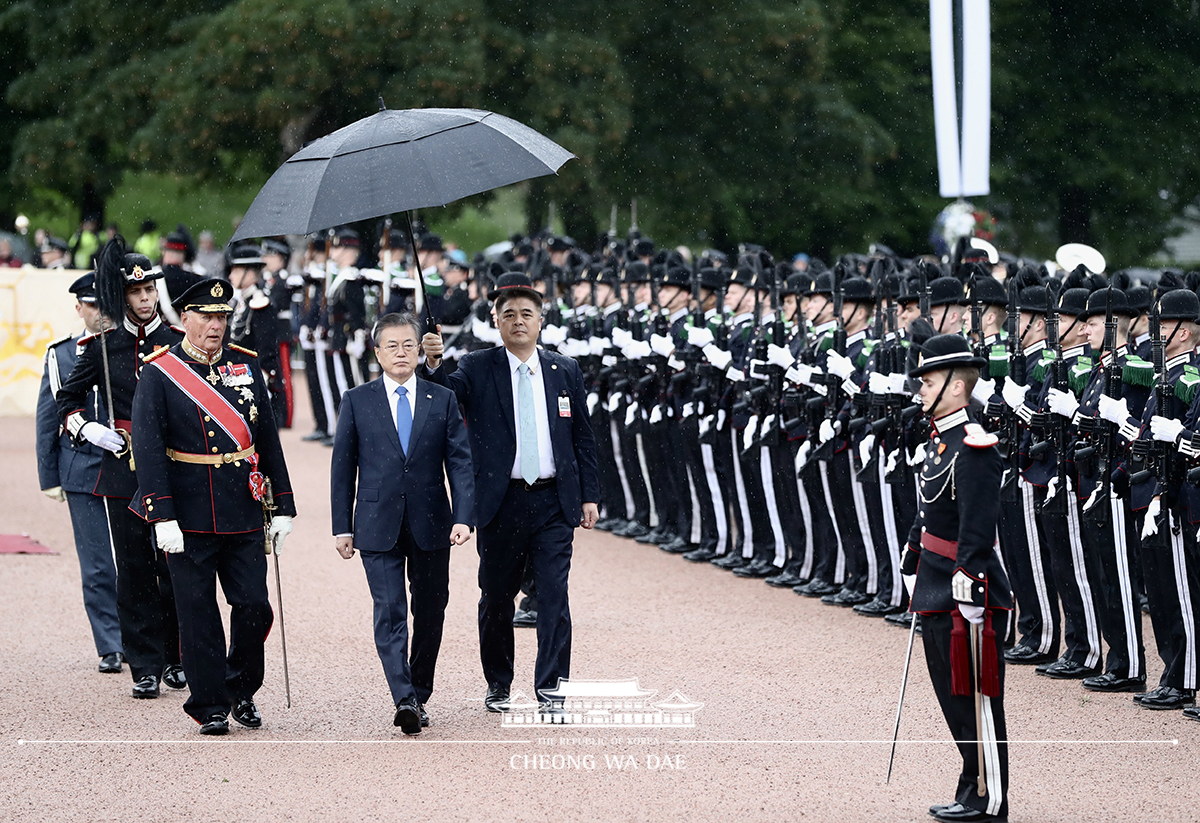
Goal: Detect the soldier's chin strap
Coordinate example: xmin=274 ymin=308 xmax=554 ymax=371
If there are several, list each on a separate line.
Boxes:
xmin=926 ymin=367 xmax=956 ymax=421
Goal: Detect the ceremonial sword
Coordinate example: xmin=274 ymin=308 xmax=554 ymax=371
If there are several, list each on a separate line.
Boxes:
xmin=263 ymin=478 xmax=292 ymax=708
xmin=885 ymin=612 xmax=918 ymax=784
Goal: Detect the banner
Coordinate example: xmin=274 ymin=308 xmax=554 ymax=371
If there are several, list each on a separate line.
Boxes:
xmin=0 ymin=268 xmax=89 ymax=416
xmin=930 ymin=0 xmax=991 ymax=198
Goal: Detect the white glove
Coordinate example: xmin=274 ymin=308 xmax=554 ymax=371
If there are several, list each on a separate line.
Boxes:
xmin=269 ymin=515 xmax=294 ymax=555
xmin=868 ymin=372 xmax=890 ymax=395
xmin=567 ymin=338 xmax=593 ymax=359
xmin=687 ymin=325 xmax=715 ymax=348
xmin=858 ymin=433 xmax=876 ymax=467
xmin=623 ymin=340 xmax=652 ymax=360
xmin=767 ymin=344 xmax=795 ymax=369
xmin=742 ymin=416 xmax=759 ymax=451
xmin=1046 ymin=387 xmax=1080 ymax=419
xmin=81 ymin=422 xmax=125 ymax=453
xmin=819 ymin=419 xmax=837 ymax=443
xmin=540 ymin=324 xmax=568 ymax=347
xmin=908 ymin=442 xmax=928 ymax=466
xmin=1141 ymin=498 xmax=1161 ymax=540
xmin=649 ymin=406 xmax=664 ymax=425
xmin=1151 ymin=415 xmax=1185 ymax=444
xmin=588 ymin=336 xmax=609 ymax=356
xmin=702 ymin=344 xmax=733 ymax=371
xmin=1097 ymin=394 xmax=1130 ymax=425
xmin=971 ymin=377 xmax=997 ymax=406
xmin=42 ymin=486 xmax=66 ymax=503
xmin=795 ymin=440 xmax=812 ymax=470
xmin=902 ymin=574 xmax=916 ymax=597
xmin=958 ymin=603 xmax=985 ymax=625
xmin=611 ymin=327 xmax=633 ymax=349
xmin=826 ymin=350 xmax=855 ymax=380
xmin=586 ymin=392 xmax=599 ymax=416
xmin=887 ymin=373 xmax=909 ymax=395
xmin=884 ymin=449 xmax=900 ymax=476
xmin=298 ymin=325 xmax=315 ymax=351
xmin=786 ymin=363 xmax=816 ymax=386
xmin=1001 ymin=377 xmax=1029 ymax=410
xmin=155 ymin=520 xmax=185 ymax=554
xmin=649 ymin=334 xmax=675 ymax=358
xmin=1045 ymin=476 xmax=1060 ymax=502
xmin=345 ymin=328 xmax=367 ymax=360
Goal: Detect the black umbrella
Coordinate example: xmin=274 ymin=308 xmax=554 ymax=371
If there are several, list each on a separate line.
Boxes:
xmin=230 ymin=105 xmax=575 ymax=323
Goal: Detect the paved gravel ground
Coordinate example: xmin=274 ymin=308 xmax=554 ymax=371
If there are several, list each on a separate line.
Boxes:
xmin=2 ymin=388 xmax=1195 ymax=822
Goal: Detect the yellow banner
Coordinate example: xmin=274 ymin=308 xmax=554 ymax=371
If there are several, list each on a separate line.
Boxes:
xmin=0 ymin=268 xmax=90 ymax=417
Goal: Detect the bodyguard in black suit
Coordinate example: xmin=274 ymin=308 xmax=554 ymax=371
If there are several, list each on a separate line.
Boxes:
xmin=422 ymin=272 xmax=600 ymax=710
xmin=331 ymin=313 xmax=474 ymax=734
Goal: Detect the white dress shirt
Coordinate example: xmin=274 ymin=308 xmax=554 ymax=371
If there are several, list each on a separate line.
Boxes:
xmin=507 ymin=349 xmax=556 ymax=480
xmin=382 ymin=372 xmax=418 ymax=435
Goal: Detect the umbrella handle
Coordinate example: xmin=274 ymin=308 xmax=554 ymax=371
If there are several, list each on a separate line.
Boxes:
xmin=406 ymin=211 xmax=436 ymax=329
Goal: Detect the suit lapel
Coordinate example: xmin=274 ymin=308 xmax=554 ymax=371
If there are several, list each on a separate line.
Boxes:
xmin=371 ymin=379 xmax=403 ymax=457
xmin=409 ymin=377 xmax=433 ymax=459
xmin=541 ymin=350 xmax=559 ymax=440
xmin=492 ymin=347 xmax=516 ymax=440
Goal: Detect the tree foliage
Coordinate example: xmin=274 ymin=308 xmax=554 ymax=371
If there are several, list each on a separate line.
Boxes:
xmin=3 ymin=0 xmax=1200 ymax=262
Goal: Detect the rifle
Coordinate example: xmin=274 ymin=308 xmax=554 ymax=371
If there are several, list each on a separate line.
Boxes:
xmin=852 ymin=260 xmax=886 ymax=478
xmin=1076 ymin=287 xmax=1117 ymax=522
xmin=608 ymin=204 xmax=618 ymax=251
xmin=968 ymin=274 xmax=989 ymax=378
xmin=1036 ymin=293 xmax=1069 ymax=515
xmin=809 ymin=263 xmax=847 ymax=463
xmin=1130 ymin=298 xmax=1170 ymax=488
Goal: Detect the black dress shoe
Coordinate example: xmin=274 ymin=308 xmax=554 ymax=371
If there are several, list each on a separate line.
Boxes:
xmin=931 ymin=802 xmax=1006 ymax=822
xmin=732 ymin=559 xmax=776 ymax=578
xmin=765 ymin=571 xmax=804 ymax=588
xmin=636 ymin=528 xmax=672 ymax=545
xmin=394 ymin=698 xmax=422 ymax=734
xmin=885 ymin=610 xmax=914 ymax=628
xmin=1082 ymin=672 xmax=1147 ymax=693
xmin=418 ymin=703 xmax=430 ymax=727
xmin=1182 ymin=705 xmax=1200 ymax=721
xmin=854 ymin=598 xmax=905 ymax=617
xmin=594 ymin=518 xmax=620 ymax=532
xmin=199 ymin=713 xmax=229 ymax=735
xmin=659 ymin=537 xmax=690 ymax=554
xmin=321 ymin=435 xmax=336 ymax=447
xmin=1041 ymin=659 xmax=1101 ymax=680
xmin=1004 ymin=645 xmax=1058 ymax=665
xmin=794 ymin=578 xmax=838 ymax=597
xmin=485 ymin=684 xmax=511 ymax=713
xmin=928 ymin=802 xmax=956 ymax=817
xmin=301 ymin=429 xmax=328 ymax=442
xmin=98 ymin=652 xmax=123 ymax=674
xmin=711 ymin=553 xmax=748 ymax=570
xmin=131 ymin=674 xmax=160 ymax=699
xmin=822 ymin=587 xmax=872 ymax=607
xmin=682 ymin=547 xmax=717 ymax=563
xmin=1134 ymin=685 xmax=1196 ymax=710
xmin=614 ymin=522 xmax=650 ymax=539
xmin=162 ymin=664 xmax=187 ymax=690
xmin=513 ymin=608 xmax=538 ymax=627
xmin=232 ymin=698 xmax=262 ymax=728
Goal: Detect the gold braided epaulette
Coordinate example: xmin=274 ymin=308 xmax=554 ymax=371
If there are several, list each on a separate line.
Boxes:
xmin=228 ymin=343 xmax=258 ymax=358
xmin=143 ymin=345 xmax=171 ymax=363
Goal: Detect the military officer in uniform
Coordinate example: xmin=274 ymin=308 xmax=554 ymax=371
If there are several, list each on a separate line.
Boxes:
xmin=36 ymin=273 xmax=124 ymax=672
xmin=227 ymin=244 xmax=285 ymax=428
xmin=130 ymin=278 xmax=296 ymax=735
xmin=56 ymin=238 xmax=185 ymax=699
xmin=903 ymin=334 xmax=1011 ymax=823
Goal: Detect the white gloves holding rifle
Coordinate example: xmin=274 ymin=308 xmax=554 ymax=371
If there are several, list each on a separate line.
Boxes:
xmin=1047 ymin=387 xmax=1080 ymax=419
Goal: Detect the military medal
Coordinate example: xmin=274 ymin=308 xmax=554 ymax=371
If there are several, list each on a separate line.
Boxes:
xmin=249 ymin=404 xmax=259 ymax=422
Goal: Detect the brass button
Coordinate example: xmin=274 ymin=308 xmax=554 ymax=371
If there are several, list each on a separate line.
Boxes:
xmin=234 ymin=461 xmax=241 ymax=467
xmin=146 ymin=504 xmax=153 ymax=511
xmin=208 ymin=431 xmax=215 ymax=437
xmin=211 ymin=447 xmax=219 ymax=453
xmin=204 ymin=416 xmax=211 ymax=422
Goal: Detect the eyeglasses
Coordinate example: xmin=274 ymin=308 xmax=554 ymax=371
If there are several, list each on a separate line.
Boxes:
xmin=379 ymin=342 xmax=418 ymax=354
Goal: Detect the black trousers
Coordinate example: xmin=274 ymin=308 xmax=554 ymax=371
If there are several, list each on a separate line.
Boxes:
xmin=478 ymin=482 xmax=574 ymax=698
xmin=105 ymin=498 xmax=179 ymax=682
xmin=771 ymin=439 xmax=806 ymax=572
xmin=1001 ymin=481 xmax=1060 ymax=657
xmin=683 ymin=415 xmax=720 ymax=551
xmin=592 ymin=406 xmax=625 ymax=521
xmin=1037 ymin=485 xmax=1103 ymax=668
xmin=360 ymin=515 xmax=451 ymax=705
xmin=922 ymin=610 xmax=1010 ymax=819
xmin=829 ymin=448 xmax=869 ymax=592
xmin=803 ymin=457 xmax=842 ymax=584
xmin=1138 ymin=506 xmax=1200 ymax=690
xmin=1080 ymin=494 xmax=1145 ymax=679
xmin=302 ymin=348 xmax=330 ymax=433
xmin=167 ymin=529 xmax=273 ymax=723
xmin=734 ymin=432 xmax=775 ymax=560
xmin=709 ymin=424 xmax=743 ymax=555
xmin=618 ymin=417 xmax=651 ymax=526
xmin=643 ymin=424 xmax=680 ymax=537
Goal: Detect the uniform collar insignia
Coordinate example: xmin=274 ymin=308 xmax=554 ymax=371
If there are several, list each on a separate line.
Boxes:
xmin=847 ymin=329 xmax=868 ymax=344
xmin=181 ymin=338 xmax=222 ymax=365
xmin=1024 ymin=339 xmax=1047 ymax=355
xmin=932 ymin=407 xmax=969 ymax=434
xmin=1167 ymin=352 xmax=1193 ymax=370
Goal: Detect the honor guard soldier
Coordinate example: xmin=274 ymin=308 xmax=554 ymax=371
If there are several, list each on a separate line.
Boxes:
xmin=130 ymin=278 xmax=297 ymax=735
xmin=36 ymin=272 xmax=124 ymax=673
xmin=227 ymin=244 xmax=286 ymax=428
xmin=903 ymin=333 xmax=1011 ymax=823
xmin=56 ymin=238 xmax=185 ymax=698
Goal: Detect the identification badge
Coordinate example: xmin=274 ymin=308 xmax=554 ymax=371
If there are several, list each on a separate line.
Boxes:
xmin=558 ymin=394 xmax=572 ymax=418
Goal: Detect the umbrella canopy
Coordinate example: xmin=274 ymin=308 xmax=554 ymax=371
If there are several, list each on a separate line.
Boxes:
xmin=231 ymin=107 xmax=574 ymax=242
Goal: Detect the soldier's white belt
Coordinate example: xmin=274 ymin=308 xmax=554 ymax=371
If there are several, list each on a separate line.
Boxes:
xmin=167 ymin=445 xmax=256 ymax=465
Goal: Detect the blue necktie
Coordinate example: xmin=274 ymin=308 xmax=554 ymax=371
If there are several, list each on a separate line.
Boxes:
xmin=395 ymin=386 xmax=411 ymax=456
xmin=518 ymin=363 xmax=540 ymax=485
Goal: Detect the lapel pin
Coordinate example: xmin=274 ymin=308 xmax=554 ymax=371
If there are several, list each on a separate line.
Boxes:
xmin=426 ymin=394 xmax=432 ymax=399
xmin=551 ymin=364 xmax=558 ymax=370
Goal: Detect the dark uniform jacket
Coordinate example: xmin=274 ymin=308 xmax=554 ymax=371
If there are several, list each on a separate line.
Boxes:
xmin=903 ymin=406 xmax=1013 ymax=613
xmin=56 ymin=314 xmax=183 ymax=498
xmin=230 ymin=285 xmax=283 ymax=397
xmin=129 ymin=342 xmax=296 ymax=532
xmin=37 ymin=333 xmax=104 ymax=493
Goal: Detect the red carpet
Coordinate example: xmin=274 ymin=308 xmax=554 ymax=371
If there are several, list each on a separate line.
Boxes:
xmin=0 ymin=534 xmax=57 ymax=554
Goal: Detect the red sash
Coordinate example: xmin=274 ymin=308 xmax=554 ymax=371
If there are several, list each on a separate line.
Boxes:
xmin=152 ymin=352 xmax=253 ymax=450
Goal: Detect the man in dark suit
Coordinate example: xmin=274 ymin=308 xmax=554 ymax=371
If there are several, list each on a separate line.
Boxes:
xmin=36 ymin=273 xmax=124 ymax=673
xmin=331 ymin=312 xmax=474 ymax=734
xmin=422 ymin=272 xmax=600 ymax=713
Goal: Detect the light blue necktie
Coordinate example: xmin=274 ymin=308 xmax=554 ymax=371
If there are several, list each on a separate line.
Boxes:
xmin=395 ymin=386 xmax=411 ymax=457
xmin=518 ymin=363 xmax=539 ymax=485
